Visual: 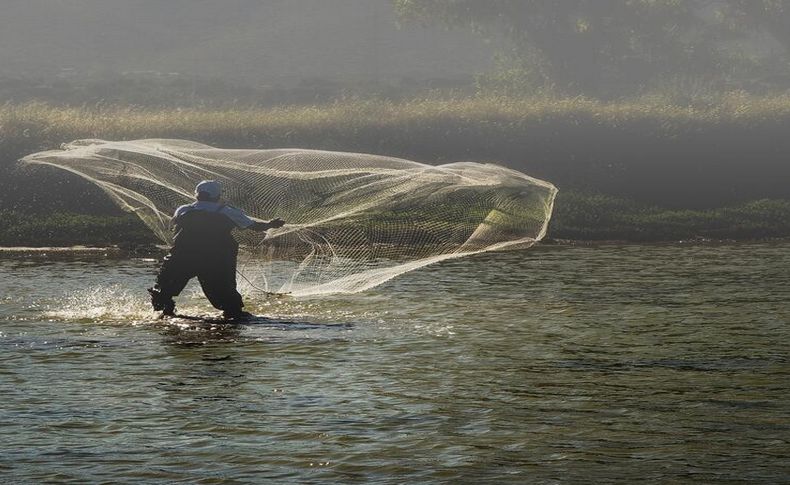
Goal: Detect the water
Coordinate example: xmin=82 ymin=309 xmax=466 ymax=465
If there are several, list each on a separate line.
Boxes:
xmin=1 ymin=243 xmax=789 ymax=483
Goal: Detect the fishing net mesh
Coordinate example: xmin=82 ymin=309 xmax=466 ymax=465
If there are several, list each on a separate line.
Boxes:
xmin=22 ymin=139 xmax=557 ymax=296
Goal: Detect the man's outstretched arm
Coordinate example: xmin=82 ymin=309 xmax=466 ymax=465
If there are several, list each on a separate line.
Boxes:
xmin=249 ymin=218 xmax=285 ymax=232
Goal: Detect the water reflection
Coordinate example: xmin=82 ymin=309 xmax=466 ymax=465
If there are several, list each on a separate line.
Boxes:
xmin=159 ymin=320 xmax=246 ymax=347
xmin=1 ymin=243 xmax=789 ymax=482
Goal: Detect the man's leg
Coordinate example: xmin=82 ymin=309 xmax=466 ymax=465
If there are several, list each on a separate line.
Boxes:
xmin=149 ymin=253 xmax=194 ymax=315
xmin=198 ymin=271 xmax=245 ymax=316
xmin=198 ymin=248 xmax=245 ymax=317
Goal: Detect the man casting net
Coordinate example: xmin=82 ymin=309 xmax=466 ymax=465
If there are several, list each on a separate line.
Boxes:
xmin=22 ymin=139 xmax=558 ymax=297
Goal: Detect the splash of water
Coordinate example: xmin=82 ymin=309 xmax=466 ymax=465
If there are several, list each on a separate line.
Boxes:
xmin=44 ymin=284 xmax=155 ymax=322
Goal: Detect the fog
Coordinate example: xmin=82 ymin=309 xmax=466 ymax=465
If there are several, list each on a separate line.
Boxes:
xmin=3 ymin=0 xmax=790 ymax=105
xmin=0 ymin=0 xmax=498 ymax=104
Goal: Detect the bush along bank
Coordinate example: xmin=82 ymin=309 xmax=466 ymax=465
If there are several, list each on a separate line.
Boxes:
xmin=0 ymin=211 xmax=157 ymax=248
xmin=2 ymin=193 xmax=790 ymax=248
xmin=550 ymin=193 xmax=790 ymax=241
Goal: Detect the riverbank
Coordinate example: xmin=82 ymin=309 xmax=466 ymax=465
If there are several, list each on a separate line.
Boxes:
xmin=3 ymin=192 xmax=789 ymax=247
xmin=2 ymin=95 xmax=789 ymax=241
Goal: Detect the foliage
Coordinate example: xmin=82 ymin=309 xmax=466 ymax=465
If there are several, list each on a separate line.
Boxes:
xmin=2 ymin=194 xmax=789 ymax=248
xmin=394 ymin=0 xmax=790 ymax=96
xmin=551 ymin=193 xmax=790 ymax=240
xmin=0 ymin=211 xmax=156 ymax=247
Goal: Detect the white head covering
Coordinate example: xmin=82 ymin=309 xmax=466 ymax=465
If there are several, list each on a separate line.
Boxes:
xmin=195 ymin=180 xmax=221 ymax=199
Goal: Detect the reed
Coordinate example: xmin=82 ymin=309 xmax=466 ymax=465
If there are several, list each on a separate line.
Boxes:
xmin=4 ymin=92 xmax=790 ymax=153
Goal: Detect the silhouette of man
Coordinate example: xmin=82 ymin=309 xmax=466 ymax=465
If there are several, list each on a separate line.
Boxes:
xmin=148 ymin=180 xmax=284 ymax=319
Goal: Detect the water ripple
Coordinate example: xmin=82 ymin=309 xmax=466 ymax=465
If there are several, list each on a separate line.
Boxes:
xmin=1 ymin=243 xmax=789 ymax=482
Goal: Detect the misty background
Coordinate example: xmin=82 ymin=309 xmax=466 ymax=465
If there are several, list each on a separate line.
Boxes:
xmin=3 ymin=0 xmax=790 ymax=106
xmin=0 ymin=0 xmax=499 ymax=105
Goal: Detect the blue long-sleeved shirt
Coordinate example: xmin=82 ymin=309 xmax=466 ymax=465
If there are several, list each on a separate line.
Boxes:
xmin=173 ymin=201 xmax=255 ymax=228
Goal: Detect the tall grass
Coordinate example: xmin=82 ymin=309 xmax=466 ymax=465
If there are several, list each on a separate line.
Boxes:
xmin=5 ymin=92 xmax=790 ymax=153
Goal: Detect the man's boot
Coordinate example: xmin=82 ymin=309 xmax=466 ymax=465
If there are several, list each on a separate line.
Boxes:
xmin=148 ymin=287 xmax=176 ymax=317
xmin=222 ymin=308 xmax=253 ymax=321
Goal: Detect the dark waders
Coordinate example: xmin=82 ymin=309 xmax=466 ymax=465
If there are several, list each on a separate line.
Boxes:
xmin=149 ymin=208 xmax=245 ymax=316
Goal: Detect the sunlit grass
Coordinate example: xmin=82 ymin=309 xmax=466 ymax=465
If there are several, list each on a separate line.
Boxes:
xmin=5 ymin=92 xmax=790 ymax=153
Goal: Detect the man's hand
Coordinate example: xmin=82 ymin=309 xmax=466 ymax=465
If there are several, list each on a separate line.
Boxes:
xmin=251 ymin=218 xmax=285 ymax=232
xmin=267 ymin=218 xmax=286 ymax=229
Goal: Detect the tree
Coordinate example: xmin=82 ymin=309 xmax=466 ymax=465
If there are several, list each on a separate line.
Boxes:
xmin=725 ymin=1 xmax=790 ymax=49
xmin=394 ymin=0 xmax=790 ymax=96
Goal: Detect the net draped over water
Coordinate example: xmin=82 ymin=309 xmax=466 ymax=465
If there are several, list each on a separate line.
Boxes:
xmin=22 ymin=139 xmax=557 ymax=296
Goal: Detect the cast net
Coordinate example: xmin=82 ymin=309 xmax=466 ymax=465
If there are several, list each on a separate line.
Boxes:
xmin=22 ymin=139 xmax=557 ymax=296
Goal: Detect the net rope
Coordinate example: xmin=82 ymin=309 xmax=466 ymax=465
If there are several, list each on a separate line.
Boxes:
xmin=22 ymin=139 xmax=558 ymax=296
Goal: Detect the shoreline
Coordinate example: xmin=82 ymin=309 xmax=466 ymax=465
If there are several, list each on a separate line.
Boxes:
xmin=2 ymin=237 xmax=787 ymax=259
xmin=0 ymin=245 xmax=162 ymax=258
xmin=0 ymin=246 xmax=125 ymax=254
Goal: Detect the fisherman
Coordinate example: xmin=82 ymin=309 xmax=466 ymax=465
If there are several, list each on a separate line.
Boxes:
xmin=148 ymin=180 xmax=284 ymax=320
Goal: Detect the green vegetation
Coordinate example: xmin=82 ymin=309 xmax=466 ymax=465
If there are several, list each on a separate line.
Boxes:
xmin=2 ymin=95 xmax=790 ymax=245
xmin=552 ymin=193 xmax=790 ymax=241
xmin=2 ymin=194 xmax=788 ymax=248
xmin=0 ymin=211 xmax=156 ymax=247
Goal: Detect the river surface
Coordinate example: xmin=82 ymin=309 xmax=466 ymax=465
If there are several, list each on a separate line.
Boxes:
xmin=1 ymin=243 xmax=788 ymax=483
